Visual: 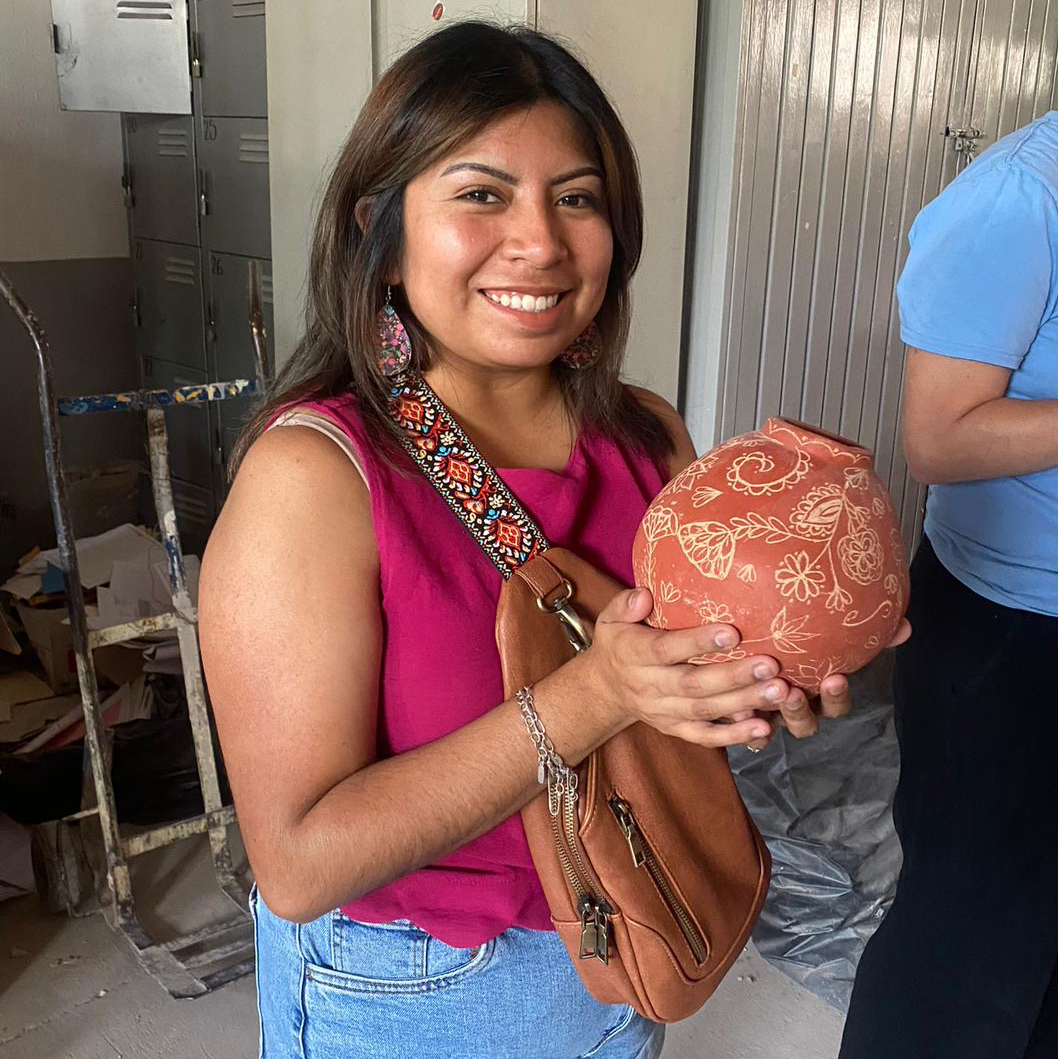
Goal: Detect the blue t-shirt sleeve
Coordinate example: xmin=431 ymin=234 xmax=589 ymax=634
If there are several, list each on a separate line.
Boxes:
xmin=897 ymin=162 xmax=1058 ymax=369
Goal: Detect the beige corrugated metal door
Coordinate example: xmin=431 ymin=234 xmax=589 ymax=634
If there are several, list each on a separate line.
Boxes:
xmin=721 ymin=0 xmax=1058 ymax=545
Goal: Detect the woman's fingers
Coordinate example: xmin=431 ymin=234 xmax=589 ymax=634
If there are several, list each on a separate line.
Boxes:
xmin=643 ymin=622 xmax=744 ymax=666
xmin=817 ymin=674 xmax=852 ymax=719
xmin=667 ymin=716 xmax=774 ymax=749
xmin=886 ymin=618 xmax=912 ymax=648
xmin=778 ymin=686 xmax=819 ymax=736
xmin=660 ymin=659 xmax=788 ymax=720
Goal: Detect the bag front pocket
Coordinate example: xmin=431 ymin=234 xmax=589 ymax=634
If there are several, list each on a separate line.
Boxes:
xmin=606 ymin=794 xmax=711 ymax=969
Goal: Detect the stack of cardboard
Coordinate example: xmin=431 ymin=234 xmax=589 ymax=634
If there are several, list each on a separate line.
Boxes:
xmin=0 ymin=524 xmax=200 ymax=753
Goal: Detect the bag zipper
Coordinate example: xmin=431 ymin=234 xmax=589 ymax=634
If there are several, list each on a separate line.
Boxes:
xmin=549 ymin=790 xmax=613 ymax=963
xmin=608 ymin=795 xmax=708 ymax=964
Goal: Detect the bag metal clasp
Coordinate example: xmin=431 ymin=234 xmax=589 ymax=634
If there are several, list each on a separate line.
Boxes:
xmin=536 ymin=578 xmax=592 ymax=653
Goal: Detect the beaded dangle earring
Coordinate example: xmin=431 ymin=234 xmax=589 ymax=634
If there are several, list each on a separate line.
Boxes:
xmin=376 ymin=285 xmax=413 ymax=377
xmin=559 ymin=320 xmax=602 ymax=369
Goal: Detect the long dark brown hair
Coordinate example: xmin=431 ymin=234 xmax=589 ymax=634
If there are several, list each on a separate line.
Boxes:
xmin=233 ymin=20 xmax=672 ymax=473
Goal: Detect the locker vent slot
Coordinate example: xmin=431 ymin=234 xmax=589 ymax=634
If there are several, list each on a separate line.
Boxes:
xmin=173 ymin=489 xmax=211 ymax=523
xmin=232 ymin=0 xmax=266 ymax=17
xmin=116 ymin=1 xmax=174 ymax=19
xmin=165 ymin=257 xmax=197 ymax=287
xmin=157 ymin=127 xmax=191 ymax=158
xmin=238 ymin=133 xmax=270 ymax=165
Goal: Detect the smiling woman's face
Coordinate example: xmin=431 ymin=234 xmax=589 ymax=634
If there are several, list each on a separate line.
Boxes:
xmin=396 ymin=101 xmax=614 ymax=374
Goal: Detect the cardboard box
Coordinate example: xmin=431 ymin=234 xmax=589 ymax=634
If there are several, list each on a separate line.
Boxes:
xmin=14 ymin=604 xmax=77 ymax=694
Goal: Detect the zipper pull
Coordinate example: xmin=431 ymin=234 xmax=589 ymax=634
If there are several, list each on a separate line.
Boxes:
xmin=577 ymin=895 xmax=611 ymax=964
xmin=595 ymin=904 xmax=610 ymax=964
xmin=609 ymin=797 xmax=646 ymax=868
xmin=578 ymin=894 xmax=599 ymax=959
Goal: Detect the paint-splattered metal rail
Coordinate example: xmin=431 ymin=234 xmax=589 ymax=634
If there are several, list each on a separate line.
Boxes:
xmin=58 ymin=379 xmax=259 ymax=416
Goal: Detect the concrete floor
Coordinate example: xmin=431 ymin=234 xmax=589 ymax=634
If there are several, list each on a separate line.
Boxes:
xmin=0 ymin=833 xmax=843 ymax=1058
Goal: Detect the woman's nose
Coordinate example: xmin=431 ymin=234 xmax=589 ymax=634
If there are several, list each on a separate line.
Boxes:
xmin=503 ymin=201 xmax=568 ymax=268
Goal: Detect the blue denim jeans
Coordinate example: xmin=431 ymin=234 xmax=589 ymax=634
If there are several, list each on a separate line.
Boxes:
xmin=251 ymin=886 xmax=665 ymax=1058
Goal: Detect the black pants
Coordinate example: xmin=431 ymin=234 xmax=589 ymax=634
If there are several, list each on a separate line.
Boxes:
xmin=840 ymin=537 xmax=1058 ymax=1059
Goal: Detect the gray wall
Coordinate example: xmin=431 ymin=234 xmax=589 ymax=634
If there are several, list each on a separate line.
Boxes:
xmin=0 ymin=260 xmax=142 ymax=574
xmin=0 ymin=0 xmax=128 ymax=262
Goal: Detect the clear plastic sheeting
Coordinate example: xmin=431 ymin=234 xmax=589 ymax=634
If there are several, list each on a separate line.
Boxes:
xmin=728 ymin=655 xmax=903 ymax=1011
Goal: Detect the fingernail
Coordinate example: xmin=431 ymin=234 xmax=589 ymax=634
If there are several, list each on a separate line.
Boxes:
xmin=754 ymin=727 xmax=770 ymax=739
xmin=764 ymin=683 xmax=783 ymax=701
xmin=628 ymin=589 xmax=644 ymax=609
xmin=786 ymin=698 xmax=804 ymax=711
xmin=715 ymin=629 xmax=738 ymax=648
xmin=753 ymin=662 xmax=773 ymax=680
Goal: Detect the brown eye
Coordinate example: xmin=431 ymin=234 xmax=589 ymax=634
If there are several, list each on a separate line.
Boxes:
xmin=558 ymin=192 xmax=598 ymax=209
xmin=460 ymin=188 xmax=501 ymax=204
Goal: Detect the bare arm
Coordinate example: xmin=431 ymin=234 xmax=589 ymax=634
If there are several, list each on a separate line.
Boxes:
xmin=902 ymin=347 xmax=1058 ymax=483
xmin=200 ymin=427 xmax=787 ymax=923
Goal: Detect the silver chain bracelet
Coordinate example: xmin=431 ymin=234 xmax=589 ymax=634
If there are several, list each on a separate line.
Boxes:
xmin=517 ymin=686 xmax=578 ymax=817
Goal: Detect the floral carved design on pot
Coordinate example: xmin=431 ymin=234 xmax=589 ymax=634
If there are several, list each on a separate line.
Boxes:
xmin=632 ymin=418 xmax=910 ymax=694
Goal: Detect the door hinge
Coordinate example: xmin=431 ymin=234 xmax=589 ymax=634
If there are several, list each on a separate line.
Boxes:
xmin=121 ymin=166 xmax=134 ymax=210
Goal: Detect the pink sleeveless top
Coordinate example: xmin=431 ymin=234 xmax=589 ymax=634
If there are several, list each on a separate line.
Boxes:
xmin=295 ymin=390 xmax=667 ymax=947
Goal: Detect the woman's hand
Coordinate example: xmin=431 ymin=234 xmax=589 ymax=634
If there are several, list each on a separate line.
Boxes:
xmin=569 ymin=587 xmax=788 ymax=749
xmin=743 ymin=615 xmax=913 ymax=748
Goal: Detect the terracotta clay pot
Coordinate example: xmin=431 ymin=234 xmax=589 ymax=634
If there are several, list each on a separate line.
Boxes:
xmin=632 ymin=418 xmax=910 ymax=693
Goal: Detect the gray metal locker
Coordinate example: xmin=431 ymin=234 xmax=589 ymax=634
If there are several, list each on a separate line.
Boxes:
xmin=192 ymin=0 xmax=268 ymax=118
xmin=133 ymin=240 xmax=208 ymax=372
xmin=171 ymin=480 xmax=216 ymax=557
xmin=50 ymin=0 xmax=193 ymax=114
xmin=142 ymin=359 xmax=215 ymax=491
xmin=197 ymin=117 xmax=271 ymax=259
xmin=125 ymin=114 xmax=200 ymax=247
xmin=206 ymin=251 xmax=273 ymax=472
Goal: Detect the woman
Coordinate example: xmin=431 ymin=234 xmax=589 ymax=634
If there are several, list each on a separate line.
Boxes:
xmin=840 ymin=111 xmax=1058 ymax=1058
xmin=200 ymin=23 xmax=861 ymax=1058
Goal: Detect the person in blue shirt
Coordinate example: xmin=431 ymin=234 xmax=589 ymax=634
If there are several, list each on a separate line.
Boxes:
xmin=840 ymin=113 xmax=1058 ymax=1058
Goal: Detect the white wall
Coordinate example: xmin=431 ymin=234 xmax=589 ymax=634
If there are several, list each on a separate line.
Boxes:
xmin=266 ymin=1 xmax=697 ymax=405
xmin=682 ymin=0 xmax=744 ymax=450
xmin=537 ymin=3 xmax=698 ymax=405
xmin=264 ymin=0 xmax=374 ymax=360
xmin=0 ymin=0 xmax=127 ymax=261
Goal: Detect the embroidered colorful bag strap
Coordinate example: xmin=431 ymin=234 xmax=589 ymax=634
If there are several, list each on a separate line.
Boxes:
xmin=387 ymin=373 xmax=548 ymax=575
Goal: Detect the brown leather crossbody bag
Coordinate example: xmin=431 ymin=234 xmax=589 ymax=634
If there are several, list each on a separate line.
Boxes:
xmin=388 ymin=376 xmax=770 ymax=1023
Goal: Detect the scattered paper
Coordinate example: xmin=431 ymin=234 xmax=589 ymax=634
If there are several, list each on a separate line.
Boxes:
xmin=142 ymin=640 xmax=184 ymax=676
xmin=16 ymin=676 xmax=153 ymax=755
xmin=0 ymin=693 xmax=80 ymax=744
xmin=0 ymin=671 xmax=55 ymax=720
xmin=1 ymin=524 xmax=167 ymax=599
xmin=0 ymin=608 xmax=20 ymax=655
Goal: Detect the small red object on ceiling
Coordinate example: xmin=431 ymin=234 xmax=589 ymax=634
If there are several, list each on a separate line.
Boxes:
xmin=432 ymin=3 xmax=444 ymax=19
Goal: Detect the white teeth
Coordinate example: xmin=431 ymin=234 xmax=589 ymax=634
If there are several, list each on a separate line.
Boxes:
xmin=484 ymin=291 xmax=562 ymax=313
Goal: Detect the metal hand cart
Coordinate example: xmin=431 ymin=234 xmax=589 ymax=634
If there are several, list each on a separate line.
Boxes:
xmin=0 ymin=264 xmax=270 ymax=998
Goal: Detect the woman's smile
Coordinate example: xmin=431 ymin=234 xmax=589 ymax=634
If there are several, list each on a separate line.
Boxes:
xmin=479 ymin=288 xmax=568 ymax=329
